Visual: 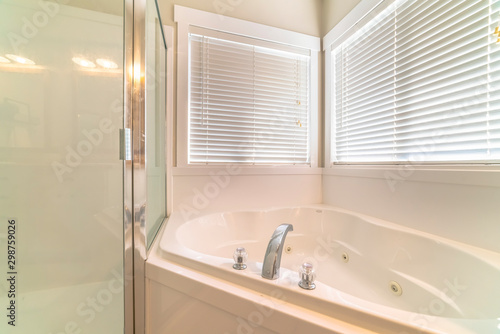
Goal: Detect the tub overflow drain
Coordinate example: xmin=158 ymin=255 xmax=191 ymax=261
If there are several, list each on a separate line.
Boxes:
xmin=389 ymin=281 xmax=402 ymax=296
xmin=341 ymin=252 xmax=349 ymax=263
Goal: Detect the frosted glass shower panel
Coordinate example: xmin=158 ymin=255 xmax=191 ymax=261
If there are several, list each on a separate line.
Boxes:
xmin=145 ymin=0 xmax=167 ymax=249
xmin=0 ymin=0 xmax=125 ymax=333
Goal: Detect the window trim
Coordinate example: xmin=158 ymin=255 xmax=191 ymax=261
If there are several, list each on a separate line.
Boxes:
xmin=174 ymin=5 xmax=320 ymax=168
xmin=324 ymin=0 xmax=390 ymax=167
xmin=323 ymin=0 xmax=500 ymax=187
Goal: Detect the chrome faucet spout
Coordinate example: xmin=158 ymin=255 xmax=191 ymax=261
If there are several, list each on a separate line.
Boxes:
xmin=261 ymin=224 xmax=293 ymax=280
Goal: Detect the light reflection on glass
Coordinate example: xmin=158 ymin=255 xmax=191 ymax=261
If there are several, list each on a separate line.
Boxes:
xmin=5 ymin=54 xmax=35 ymax=65
xmin=96 ymin=58 xmax=118 ymax=69
xmin=72 ymin=57 xmax=96 ymax=68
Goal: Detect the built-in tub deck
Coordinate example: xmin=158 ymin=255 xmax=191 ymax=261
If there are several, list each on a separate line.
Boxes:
xmin=146 ymin=205 xmax=500 ymax=334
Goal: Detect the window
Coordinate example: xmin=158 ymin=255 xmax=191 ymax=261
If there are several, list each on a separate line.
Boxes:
xmin=327 ymin=0 xmax=500 ymax=164
xmin=175 ymin=6 xmax=319 ymax=167
xmin=189 ymin=33 xmax=310 ymax=164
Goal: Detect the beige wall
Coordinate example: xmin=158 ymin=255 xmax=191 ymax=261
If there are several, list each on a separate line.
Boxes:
xmin=321 ymin=0 xmax=362 ymax=36
xmin=158 ymin=0 xmax=322 ymax=37
xmin=157 ymin=0 xmax=366 ymax=37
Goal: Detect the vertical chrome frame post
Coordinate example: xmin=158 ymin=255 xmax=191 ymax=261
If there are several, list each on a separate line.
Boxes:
xmin=124 ymin=0 xmax=147 ymax=332
xmin=126 ymin=1 xmax=168 ymax=333
xmin=124 ymin=0 xmax=135 ymax=333
xmin=132 ymin=0 xmax=147 ymax=333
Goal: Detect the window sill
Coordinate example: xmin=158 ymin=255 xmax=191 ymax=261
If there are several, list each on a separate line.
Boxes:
xmin=173 ymin=166 xmax=323 ymax=176
xmin=324 ymin=164 xmax=500 ymax=187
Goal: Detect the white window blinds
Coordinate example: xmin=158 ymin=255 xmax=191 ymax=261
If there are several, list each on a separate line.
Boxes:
xmin=333 ymin=0 xmax=500 ymax=163
xmin=189 ymin=33 xmax=310 ymax=164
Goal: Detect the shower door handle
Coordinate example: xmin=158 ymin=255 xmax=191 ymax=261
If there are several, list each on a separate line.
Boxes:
xmin=120 ymin=128 xmax=132 ymax=161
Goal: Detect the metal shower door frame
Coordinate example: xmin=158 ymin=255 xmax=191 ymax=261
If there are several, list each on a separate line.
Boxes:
xmin=124 ymin=0 xmax=167 ymax=333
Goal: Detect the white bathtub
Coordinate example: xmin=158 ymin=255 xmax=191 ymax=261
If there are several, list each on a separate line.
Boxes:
xmin=146 ymin=205 xmax=500 ymax=334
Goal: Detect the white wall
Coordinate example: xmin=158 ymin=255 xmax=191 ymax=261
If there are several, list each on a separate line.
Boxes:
xmin=172 ymin=169 xmax=322 ymax=217
xmin=323 ymin=169 xmax=500 ymax=253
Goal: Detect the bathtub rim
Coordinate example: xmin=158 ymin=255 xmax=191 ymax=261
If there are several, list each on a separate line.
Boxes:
xmin=160 ymin=204 xmax=500 ymax=269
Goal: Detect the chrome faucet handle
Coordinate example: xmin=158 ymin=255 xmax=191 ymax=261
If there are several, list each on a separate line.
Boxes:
xmin=233 ymin=247 xmax=248 ymax=270
xmin=298 ymin=262 xmax=316 ymax=290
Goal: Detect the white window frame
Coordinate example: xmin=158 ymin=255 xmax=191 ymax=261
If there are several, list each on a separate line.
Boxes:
xmin=175 ymin=5 xmax=320 ymax=169
xmin=323 ymin=0 xmax=500 ymax=186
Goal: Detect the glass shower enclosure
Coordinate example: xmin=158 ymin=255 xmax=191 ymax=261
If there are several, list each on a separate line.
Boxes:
xmin=0 ymin=0 xmax=167 ymax=333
